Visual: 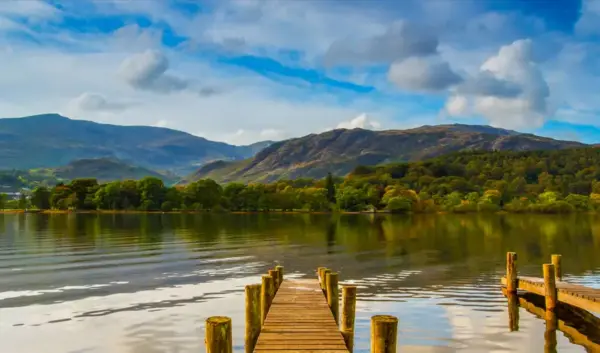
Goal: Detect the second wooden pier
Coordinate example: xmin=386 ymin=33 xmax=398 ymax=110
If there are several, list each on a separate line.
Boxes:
xmin=501 ymin=252 xmax=600 ymax=314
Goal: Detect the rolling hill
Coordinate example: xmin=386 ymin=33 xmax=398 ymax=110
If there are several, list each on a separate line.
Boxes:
xmin=31 ymin=158 xmax=179 ymax=184
xmin=0 ymin=114 xmax=269 ymax=175
xmin=186 ymin=124 xmax=587 ymax=183
xmin=0 ymin=158 xmax=179 ymax=192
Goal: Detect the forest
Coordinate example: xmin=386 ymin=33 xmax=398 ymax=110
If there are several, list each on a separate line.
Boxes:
xmin=3 ymin=147 xmax=600 ymax=214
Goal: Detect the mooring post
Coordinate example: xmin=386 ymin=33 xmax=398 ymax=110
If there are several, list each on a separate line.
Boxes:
xmin=507 ymin=292 xmax=519 ymax=332
xmin=543 ymin=263 xmax=557 ymax=311
xmin=323 ymin=268 xmax=331 ymax=299
xmin=506 ymin=252 xmax=518 ymax=293
xmin=544 ymin=310 xmax=558 ymax=353
xmin=269 ymin=269 xmax=280 ymax=292
xmin=371 ymin=315 xmax=398 ymax=353
xmin=341 ymin=285 xmax=357 ymax=352
xmin=261 ymin=274 xmax=275 ymax=326
xmin=326 ymin=272 xmax=339 ymax=324
xmin=275 ymin=265 xmax=284 ymax=284
xmin=317 ymin=267 xmax=327 ymax=290
xmin=245 ymin=284 xmax=261 ymax=353
xmin=205 ymin=316 xmax=232 ymax=353
xmin=551 ymin=254 xmax=562 ymax=281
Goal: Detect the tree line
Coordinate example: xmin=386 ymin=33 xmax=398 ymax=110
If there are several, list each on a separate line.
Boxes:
xmin=3 ymin=147 xmax=600 ymax=214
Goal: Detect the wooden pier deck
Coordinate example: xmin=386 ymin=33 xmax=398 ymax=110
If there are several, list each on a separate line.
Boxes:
xmin=254 ymin=278 xmax=349 ymax=353
xmin=502 ymin=288 xmax=600 ymax=352
xmin=501 ymin=275 xmax=600 ymax=313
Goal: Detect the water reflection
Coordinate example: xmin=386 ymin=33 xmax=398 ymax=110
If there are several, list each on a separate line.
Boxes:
xmin=503 ymin=288 xmax=600 ymax=352
xmin=0 ymin=213 xmax=599 ymax=352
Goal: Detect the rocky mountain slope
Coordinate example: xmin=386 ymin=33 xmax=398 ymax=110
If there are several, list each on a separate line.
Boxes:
xmin=187 ymin=124 xmax=587 ymax=183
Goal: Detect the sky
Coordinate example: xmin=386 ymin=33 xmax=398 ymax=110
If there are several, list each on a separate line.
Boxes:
xmin=0 ymin=0 xmax=599 ymax=145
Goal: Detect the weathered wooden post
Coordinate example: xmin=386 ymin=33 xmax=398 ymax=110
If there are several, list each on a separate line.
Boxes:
xmin=269 ymin=269 xmax=280 ymax=292
xmin=261 ymin=274 xmax=275 ymax=326
xmin=341 ymin=285 xmax=357 ymax=352
xmin=245 ymin=284 xmax=261 ymax=353
xmin=507 ymin=292 xmax=519 ymax=332
xmin=206 ymin=316 xmax=232 ymax=353
xmin=326 ymin=272 xmax=339 ymax=324
xmin=323 ymin=269 xmax=331 ymax=299
xmin=317 ymin=267 xmax=327 ymax=290
xmin=543 ymin=263 xmax=557 ymax=311
xmin=506 ymin=252 xmax=518 ymax=293
xmin=371 ymin=315 xmax=398 ymax=353
xmin=544 ymin=310 xmax=558 ymax=353
xmin=551 ymin=254 xmax=562 ymax=281
xmin=275 ymin=265 xmax=284 ymax=284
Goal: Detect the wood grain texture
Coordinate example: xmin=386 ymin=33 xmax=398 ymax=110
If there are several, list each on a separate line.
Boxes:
xmin=254 ymin=279 xmax=348 ymax=352
xmin=501 ymin=276 xmax=600 ymax=313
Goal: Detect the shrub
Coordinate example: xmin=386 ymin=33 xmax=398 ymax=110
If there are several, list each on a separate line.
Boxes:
xmin=386 ymin=196 xmax=412 ymax=213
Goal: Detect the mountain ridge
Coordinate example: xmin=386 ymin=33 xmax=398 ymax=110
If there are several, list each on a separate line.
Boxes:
xmin=186 ymin=125 xmax=587 ymax=183
xmin=0 ymin=114 xmax=270 ymax=174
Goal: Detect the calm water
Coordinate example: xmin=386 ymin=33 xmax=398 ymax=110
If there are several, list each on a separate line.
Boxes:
xmin=1 ymin=213 xmax=600 ymax=353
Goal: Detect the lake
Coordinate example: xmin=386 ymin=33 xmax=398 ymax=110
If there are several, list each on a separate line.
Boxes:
xmin=1 ymin=213 xmax=599 ymax=353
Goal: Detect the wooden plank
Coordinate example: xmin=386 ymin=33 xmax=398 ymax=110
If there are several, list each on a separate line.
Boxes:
xmin=254 ymin=279 xmax=349 ymax=353
xmin=258 ymin=334 xmax=344 ymax=339
xmin=255 ymin=344 xmax=348 ymax=350
xmin=501 ymin=276 xmax=600 ymax=313
xmin=255 ymin=350 xmax=348 ymax=353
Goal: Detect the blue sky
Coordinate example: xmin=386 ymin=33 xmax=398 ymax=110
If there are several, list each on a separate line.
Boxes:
xmin=0 ymin=0 xmax=599 ymax=144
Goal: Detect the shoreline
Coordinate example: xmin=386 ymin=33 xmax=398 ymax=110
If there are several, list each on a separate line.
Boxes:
xmin=0 ymin=209 xmax=597 ymax=215
xmin=0 ymin=209 xmax=387 ymax=215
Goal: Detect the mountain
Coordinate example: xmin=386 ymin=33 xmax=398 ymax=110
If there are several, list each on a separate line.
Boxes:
xmin=186 ymin=124 xmax=587 ymax=183
xmin=0 ymin=114 xmax=266 ymax=175
xmin=31 ymin=158 xmax=178 ymax=184
xmin=242 ymin=140 xmax=275 ymax=155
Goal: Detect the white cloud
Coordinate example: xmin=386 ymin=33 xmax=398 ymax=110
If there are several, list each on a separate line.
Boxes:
xmin=153 ymin=120 xmax=168 ymax=128
xmin=388 ymin=57 xmax=462 ymax=92
xmin=118 ymin=50 xmax=189 ymax=93
xmin=109 ymin=24 xmax=163 ymax=52
xmin=68 ymin=92 xmax=131 ymax=112
xmin=324 ymin=21 xmax=438 ymax=66
xmin=575 ymin=0 xmax=600 ymax=36
xmin=445 ymin=95 xmax=469 ymax=116
xmin=259 ymin=129 xmax=285 ymax=141
xmin=446 ymin=39 xmax=550 ymax=129
xmin=455 ymin=72 xmax=522 ymax=98
xmin=337 ymin=113 xmax=381 ymax=130
xmin=0 ymin=0 xmax=60 ymax=21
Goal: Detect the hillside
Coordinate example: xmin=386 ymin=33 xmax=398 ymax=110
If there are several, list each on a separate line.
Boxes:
xmin=187 ymin=124 xmax=587 ymax=183
xmin=0 ymin=114 xmax=268 ymax=174
xmin=32 ymin=158 xmax=178 ymax=184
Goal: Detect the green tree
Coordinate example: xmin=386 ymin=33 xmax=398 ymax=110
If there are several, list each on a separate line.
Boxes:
xmin=184 ymin=179 xmax=222 ymax=210
xmin=325 ymin=172 xmax=336 ymax=203
xmin=0 ymin=193 xmax=7 ymax=210
xmin=68 ymin=178 xmax=99 ymax=210
xmin=386 ymin=196 xmax=412 ymax=213
xmin=223 ymin=183 xmax=247 ymax=211
xmin=137 ymin=177 xmax=166 ymax=211
xmin=17 ymin=192 xmax=28 ymax=209
xmin=31 ymin=186 xmax=51 ymax=209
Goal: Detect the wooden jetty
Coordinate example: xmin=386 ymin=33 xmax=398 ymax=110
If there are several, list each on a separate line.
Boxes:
xmin=501 ymin=252 xmax=600 ymax=314
xmin=254 ymin=279 xmax=348 ymax=352
xmin=204 ymin=266 xmax=398 ymax=353
xmin=502 ymin=288 xmax=600 ymax=352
